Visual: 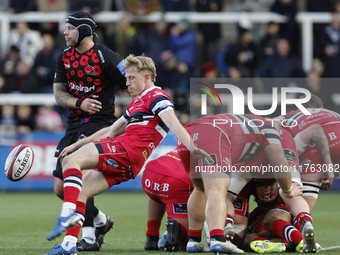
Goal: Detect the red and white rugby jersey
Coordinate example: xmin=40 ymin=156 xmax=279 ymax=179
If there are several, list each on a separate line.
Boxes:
xmin=145 ymin=149 xmax=193 ymax=186
xmin=279 ymin=108 xmax=340 ymax=137
xmin=188 ymin=114 xmax=281 ymax=163
xmin=116 ymin=86 xmax=173 ymax=175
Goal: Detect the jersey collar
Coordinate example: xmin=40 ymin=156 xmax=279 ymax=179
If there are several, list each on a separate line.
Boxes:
xmin=139 ymin=86 xmax=161 ymax=97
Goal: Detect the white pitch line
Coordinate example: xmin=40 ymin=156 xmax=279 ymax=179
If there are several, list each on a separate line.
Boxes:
xmin=322 ymin=245 xmax=340 ymax=251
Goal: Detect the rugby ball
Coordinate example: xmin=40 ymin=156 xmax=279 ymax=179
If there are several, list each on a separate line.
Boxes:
xmin=4 ymin=144 xmax=34 ymax=182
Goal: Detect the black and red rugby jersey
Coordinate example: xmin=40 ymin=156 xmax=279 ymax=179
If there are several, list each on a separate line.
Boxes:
xmin=54 ymin=43 xmax=127 ymax=132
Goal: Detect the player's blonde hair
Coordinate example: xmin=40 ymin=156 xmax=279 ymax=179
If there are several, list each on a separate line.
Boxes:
xmin=123 ymin=54 xmax=157 ymax=82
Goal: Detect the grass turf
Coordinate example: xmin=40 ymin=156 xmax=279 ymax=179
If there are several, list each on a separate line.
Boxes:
xmin=0 ymin=191 xmax=339 ymax=254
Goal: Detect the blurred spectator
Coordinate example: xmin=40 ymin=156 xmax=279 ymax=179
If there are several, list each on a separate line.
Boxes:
xmin=202 ymin=61 xmax=218 ymax=78
xmin=224 ymin=29 xmax=259 ymax=77
xmin=0 ymin=104 xmax=17 ymax=146
xmin=315 ymin=13 xmax=340 ymax=77
xmin=7 ymin=0 xmax=36 ymax=13
xmin=168 ymin=18 xmax=197 ymax=70
xmin=15 ymin=60 xmax=39 ymax=93
xmin=0 ymin=0 xmax=9 ymax=11
xmin=16 ymin=104 xmax=35 ymax=134
xmin=270 ymin=0 xmax=300 ymax=56
xmin=144 ymin=20 xmax=169 ymax=65
xmin=231 ymin=0 xmax=275 ymax=40
xmin=260 ymin=22 xmax=280 ymax=60
xmin=231 ymin=0 xmax=274 ymax=12
xmin=161 ymin=0 xmax=190 ymax=11
xmin=305 ymin=59 xmax=335 ymax=110
xmin=36 ymin=0 xmax=67 ymax=36
xmin=35 ymin=105 xmax=63 ymax=132
xmin=133 ymin=20 xmax=169 ymax=87
xmin=0 ymin=45 xmax=21 ymax=93
xmin=33 ymin=33 xmax=58 ymax=93
xmin=102 ymin=0 xmax=125 ymax=11
xmin=124 ymin=0 xmax=161 ymax=16
xmin=69 ymin=0 xmax=102 ymax=14
xmin=259 ymin=38 xmax=305 ymax=78
xmin=8 ymin=21 xmax=44 ymax=67
xmin=227 ymin=65 xmax=255 ymax=93
xmin=106 ymin=15 xmax=136 ymax=58
xmin=196 ymin=0 xmax=222 ymax=62
xmin=174 ymin=87 xmax=189 ymax=113
xmin=306 ymin=0 xmax=334 ymax=43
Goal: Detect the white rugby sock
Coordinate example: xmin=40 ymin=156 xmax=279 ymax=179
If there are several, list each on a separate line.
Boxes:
xmin=94 ymin=210 xmax=107 ymax=228
xmin=81 ymin=227 xmax=96 ymax=244
xmin=62 ymin=235 xmax=77 ymax=251
xmin=60 ymin=202 xmax=76 ymax=217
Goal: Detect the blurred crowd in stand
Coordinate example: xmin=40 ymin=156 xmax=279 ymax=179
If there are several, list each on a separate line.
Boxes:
xmin=2 ymin=0 xmax=340 ymax=144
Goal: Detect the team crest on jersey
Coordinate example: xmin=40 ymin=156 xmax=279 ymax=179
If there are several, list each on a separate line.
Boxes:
xmin=299 ymin=122 xmax=307 ymax=129
xmin=107 ymin=159 xmax=119 ymax=168
xmin=142 ymin=150 xmax=148 ymax=161
xmin=301 ymin=159 xmax=311 ymax=168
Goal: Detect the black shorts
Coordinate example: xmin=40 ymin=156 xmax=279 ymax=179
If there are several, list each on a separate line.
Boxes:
xmin=53 ymin=130 xmax=99 ymax=179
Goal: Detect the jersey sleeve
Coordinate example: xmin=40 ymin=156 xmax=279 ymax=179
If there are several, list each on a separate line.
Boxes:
xmin=53 ymin=50 xmax=67 ymax=84
xmin=148 ymin=96 xmax=174 ymax=116
xmin=122 ymin=108 xmax=130 ymax=123
xmin=104 ymin=50 xmax=127 ymax=91
xmin=261 ymin=125 xmax=281 ymax=147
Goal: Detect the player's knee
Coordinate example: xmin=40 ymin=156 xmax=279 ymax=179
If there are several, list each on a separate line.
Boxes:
xmin=54 ymin=183 xmax=64 ymax=200
xmin=262 ymin=215 xmax=278 ymax=230
xmin=62 ymin=154 xmax=77 ymax=169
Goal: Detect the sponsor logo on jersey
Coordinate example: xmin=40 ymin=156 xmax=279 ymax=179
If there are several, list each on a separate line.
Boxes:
xmin=68 ymin=81 xmax=95 ymax=93
xmin=153 ymin=91 xmax=165 ymax=97
xmin=80 ymin=118 xmax=90 ymax=124
xmin=284 ymin=149 xmax=297 ymax=164
xmin=107 ymin=159 xmax=119 ymax=168
xmin=173 ymin=204 xmax=188 ymax=214
xmin=98 ymin=50 xmax=105 ymax=63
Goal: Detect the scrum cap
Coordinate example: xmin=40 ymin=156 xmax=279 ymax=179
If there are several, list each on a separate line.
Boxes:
xmin=66 ymin=11 xmax=97 ymax=47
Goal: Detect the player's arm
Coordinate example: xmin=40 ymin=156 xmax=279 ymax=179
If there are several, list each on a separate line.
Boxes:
xmin=53 ymin=82 xmax=102 ymax=113
xmin=159 ymin=110 xmax=213 ymax=164
xmin=294 ymin=124 xmax=332 ymax=163
xmin=264 ymin=144 xmax=296 ymax=197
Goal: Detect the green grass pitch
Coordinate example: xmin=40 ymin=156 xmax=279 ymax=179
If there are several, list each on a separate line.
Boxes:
xmin=0 ymin=191 xmax=339 ymax=254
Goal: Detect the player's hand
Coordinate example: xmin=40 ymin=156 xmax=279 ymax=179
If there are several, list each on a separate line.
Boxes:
xmin=81 ymin=95 xmax=102 ymax=113
xmin=320 ymin=171 xmax=334 ymax=190
xmin=58 ymin=143 xmax=79 ymax=162
xmin=281 ymin=182 xmax=302 ymax=199
xmin=191 ymin=146 xmax=214 ymax=165
xmin=292 ymin=182 xmax=302 ymax=196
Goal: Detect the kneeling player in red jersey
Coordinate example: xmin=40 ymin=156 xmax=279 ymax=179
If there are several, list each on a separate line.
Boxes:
xmin=142 ymin=150 xmax=194 ymax=252
xmin=177 ymin=114 xmax=304 ymax=254
xmin=278 ymin=95 xmax=339 ymax=211
xmin=226 ymin=128 xmax=318 ymax=253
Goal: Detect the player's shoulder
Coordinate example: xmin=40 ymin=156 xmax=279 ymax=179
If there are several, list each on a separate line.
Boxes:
xmin=60 ymin=47 xmax=73 ymax=55
xmin=145 ymin=86 xmax=171 ymax=100
xmin=94 ymin=43 xmax=124 ymax=64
